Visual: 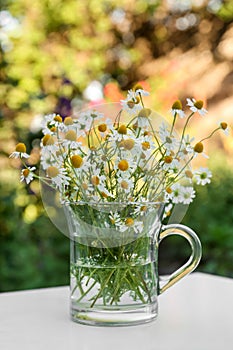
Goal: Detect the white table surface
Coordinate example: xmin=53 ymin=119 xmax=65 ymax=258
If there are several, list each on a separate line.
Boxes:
xmin=1 ymin=272 xmax=233 ymax=350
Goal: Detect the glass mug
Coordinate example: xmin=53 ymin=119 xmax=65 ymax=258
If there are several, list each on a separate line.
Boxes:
xmin=65 ymin=202 xmax=202 ymax=326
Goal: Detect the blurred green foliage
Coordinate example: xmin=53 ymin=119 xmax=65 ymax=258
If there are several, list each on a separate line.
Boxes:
xmin=159 ymin=154 xmax=233 ymax=279
xmin=184 ymin=155 xmax=233 ymax=277
xmin=0 ymin=184 xmax=69 ymax=291
xmin=0 ymin=0 xmax=233 ymax=291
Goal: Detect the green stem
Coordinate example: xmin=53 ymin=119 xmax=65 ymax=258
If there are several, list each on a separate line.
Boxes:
xmin=90 ymin=269 xmax=115 ymax=307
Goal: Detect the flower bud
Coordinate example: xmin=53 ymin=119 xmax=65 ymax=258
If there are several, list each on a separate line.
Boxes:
xmin=220 ymin=122 xmax=228 ymax=130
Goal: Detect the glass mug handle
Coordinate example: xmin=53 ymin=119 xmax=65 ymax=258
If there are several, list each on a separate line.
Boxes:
xmin=158 ymin=224 xmax=202 ymax=294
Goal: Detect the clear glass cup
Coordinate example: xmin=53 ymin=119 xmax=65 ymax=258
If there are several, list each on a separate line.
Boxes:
xmin=65 ymin=201 xmax=202 ymax=326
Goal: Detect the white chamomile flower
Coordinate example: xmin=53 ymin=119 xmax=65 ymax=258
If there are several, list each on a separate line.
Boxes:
xmin=180 ymin=186 xmax=196 ymax=204
xmin=187 ymin=98 xmax=208 ymax=116
xmin=40 ymin=148 xmax=63 ymax=170
xmin=41 ymin=134 xmax=59 ymax=153
xmin=166 ymin=183 xmax=183 ymax=204
xmin=219 ymin=121 xmax=230 ymax=136
xmin=46 ymin=166 xmax=70 ymax=191
xmin=178 ymin=135 xmax=195 ymax=159
xmin=158 ymin=123 xmax=179 ymax=152
xmin=193 ymin=167 xmax=212 ymax=186
xmin=98 ymin=184 xmax=114 ymax=198
xmin=62 ymin=129 xmax=82 ymax=149
xmin=133 ymin=220 xmax=144 ymax=234
xmin=118 ymin=176 xmax=134 ymax=194
xmin=109 ymin=211 xmax=122 ymax=227
xmin=42 ymin=114 xmax=63 ymax=134
xmin=41 ymin=113 xmax=56 ymax=135
xmin=97 ymin=118 xmax=113 ymax=137
xmin=193 ymin=142 xmax=209 ymax=159
xmin=121 ymin=217 xmax=144 ymax=234
xmin=9 ymin=143 xmax=30 ymax=159
xmin=75 ymin=182 xmax=93 ymax=196
xmin=134 ymin=203 xmax=150 ymax=216
xmin=136 ymin=108 xmax=152 ymax=129
xmin=120 ymin=90 xmax=143 ymax=115
xmin=162 ymin=156 xmax=180 ymax=172
xmin=171 ymin=100 xmax=185 ymax=118
xmin=78 ymin=110 xmax=104 ymax=132
xmin=20 ymin=166 xmax=36 ymax=184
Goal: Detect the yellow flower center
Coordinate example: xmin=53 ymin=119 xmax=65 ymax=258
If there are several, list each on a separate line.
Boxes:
xmin=118 ymin=124 xmax=127 ymax=135
xmin=194 ymin=100 xmax=203 ymax=109
xmin=54 ymin=115 xmax=62 ymax=123
xmin=121 ymin=180 xmax=129 ymax=189
xmin=138 ymin=108 xmax=151 ymax=118
xmin=64 ymin=117 xmax=73 ymax=125
xmin=101 ymin=191 xmax=108 ymax=198
xmin=91 ymin=176 xmax=100 ymax=186
xmin=42 ymin=134 xmax=54 ymax=146
xmin=50 ymin=126 xmax=56 ymax=132
xmin=82 ymin=183 xmax=88 ymax=190
xmin=220 ymin=122 xmax=228 ymax=130
xmin=98 ymin=123 xmax=107 ymax=132
xmin=127 ymin=100 xmax=135 ymax=109
xmin=65 ymin=130 xmax=77 ymax=141
xmin=140 ymin=205 xmax=147 ymax=212
xmin=133 ymin=83 xmax=143 ymax=91
xmin=172 ymin=100 xmax=182 ymax=110
xmin=118 ymin=160 xmax=129 ymax=171
xmin=47 ymin=166 xmax=59 ymax=178
xmin=141 ymin=141 xmax=150 ymax=150
xmin=71 ymin=155 xmax=83 ymax=168
xmin=125 ymin=217 xmax=134 ymax=226
xmin=22 ymin=169 xmax=30 ymax=177
xmin=194 ymin=142 xmax=204 ymax=153
xmin=122 ymin=139 xmax=135 ymax=150
xmin=185 ymin=170 xmax=193 ymax=178
xmin=166 ymin=187 xmax=172 ymax=194
xmin=164 ymin=156 xmax=173 ymax=164
xmin=15 ymin=143 xmax=26 ymax=153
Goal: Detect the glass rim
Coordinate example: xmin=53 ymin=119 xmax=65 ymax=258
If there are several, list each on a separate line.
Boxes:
xmin=63 ymin=200 xmax=165 ymax=206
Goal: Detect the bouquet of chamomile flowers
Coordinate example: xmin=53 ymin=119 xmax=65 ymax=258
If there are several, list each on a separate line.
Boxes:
xmin=10 ymin=84 xmax=229 ymax=220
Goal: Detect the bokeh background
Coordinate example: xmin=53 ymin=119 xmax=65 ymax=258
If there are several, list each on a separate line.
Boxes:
xmin=0 ymin=0 xmax=233 ymax=292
